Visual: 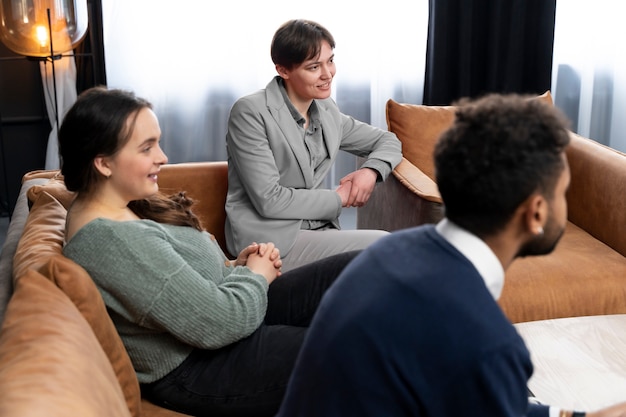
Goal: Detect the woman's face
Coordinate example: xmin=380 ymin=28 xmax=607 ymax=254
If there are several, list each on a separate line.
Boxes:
xmin=104 ymin=108 xmax=168 ymax=202
xmin=279 ymin=40 xmax=336 ymax=105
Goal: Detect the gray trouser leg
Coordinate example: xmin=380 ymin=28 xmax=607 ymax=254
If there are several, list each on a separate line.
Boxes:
xmin=281 ymin=229 xmax=388 ymax=272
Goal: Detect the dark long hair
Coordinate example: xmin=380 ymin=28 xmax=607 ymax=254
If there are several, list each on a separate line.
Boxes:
xmin=59 ymin=86 xmax=203 ymax=231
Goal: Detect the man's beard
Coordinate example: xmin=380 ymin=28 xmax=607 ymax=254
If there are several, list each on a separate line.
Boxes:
xmin=516 ymin=215 xmax=565 ymax=258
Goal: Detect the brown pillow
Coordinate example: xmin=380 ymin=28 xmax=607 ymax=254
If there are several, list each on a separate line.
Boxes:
xmin=386 ymin=91 xmax=554 ymax=181
xmin=20 ymin=169 xmax=59 ymax=183
xmin=12 ymin=190 xmax=66 ymax=282
xmin=38 ymin=255 xmax=142 ymax=417
xmin=386 ymin=100 xmax=456 ymax=180
xmin=27 ymin=175 xmax=76 ymax=210
xmin=0 ymin=269 xmax=131 ymax=417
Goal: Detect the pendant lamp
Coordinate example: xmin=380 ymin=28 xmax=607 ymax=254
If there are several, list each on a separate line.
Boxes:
xmin=0 ymin=0 xmax=88 ymax=59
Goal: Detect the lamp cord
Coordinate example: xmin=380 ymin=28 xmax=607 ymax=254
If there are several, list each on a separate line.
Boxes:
xmin=46 ymin=8 xmax=60 ymax=132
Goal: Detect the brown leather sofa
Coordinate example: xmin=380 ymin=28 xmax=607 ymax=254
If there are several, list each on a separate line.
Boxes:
xmin=0 ymin=162 xmax=229 ymax=417
xmin=358 ymin=92 xmax=626 ymax=323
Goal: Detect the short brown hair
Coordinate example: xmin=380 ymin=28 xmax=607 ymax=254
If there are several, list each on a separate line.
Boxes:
xmin=270 ymin=19 xmax=335 ymax=70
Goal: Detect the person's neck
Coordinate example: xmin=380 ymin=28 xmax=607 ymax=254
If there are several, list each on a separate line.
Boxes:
xmin=284 ymin=86 xmax=312 ymax=120
xmin=72 ymin=192 xmax=136 ymax=222
xmin=482 ymin=229 xmax=523 ymax=272
xmin=65 ymin=192 xmax=138 ymax=242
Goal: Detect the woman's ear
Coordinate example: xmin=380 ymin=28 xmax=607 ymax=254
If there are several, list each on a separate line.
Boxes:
xmin=93 ymin=156 xmax=112 ymax=178
xmin=275 ymin=64 xmax=289 ymax=79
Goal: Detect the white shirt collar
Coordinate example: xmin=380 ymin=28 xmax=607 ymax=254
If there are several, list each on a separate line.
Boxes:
xmin=435 ymin=218 xmax=505 ymax=300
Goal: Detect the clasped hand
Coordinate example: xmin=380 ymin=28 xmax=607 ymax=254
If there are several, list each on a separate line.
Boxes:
xmin=234 ymin=242 xmax=282 ymax=284
xmin=336 ymin=168 xmax=377 ymax=208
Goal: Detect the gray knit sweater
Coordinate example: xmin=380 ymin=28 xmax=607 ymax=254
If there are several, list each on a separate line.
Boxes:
xmin=63 ymin=218 xmax=269 ymax=383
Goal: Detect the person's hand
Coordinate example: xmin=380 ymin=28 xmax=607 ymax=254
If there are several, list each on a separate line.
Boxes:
xmin=245 ymin=242 xmax=281 ymax=284
xmin=234 ymin=242 xmax=282 ymax=276
xmin=336 ymin=180 xmax=353 ymax=207
xmin=234 ymin=242 xmax=261 ymax=267
xmin=339 ymin=168 xmax=378 ymax=207
xmin=256 ymin=242 xmax=282 ymax=272
xmin=587 ymin=401 xmax=626 ymax=417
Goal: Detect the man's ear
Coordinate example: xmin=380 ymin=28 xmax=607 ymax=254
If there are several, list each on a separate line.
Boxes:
xmin=524 ymin=193 xmax=548 ymax=236
xmin=93 ymin=156 xmax=112 ymax=178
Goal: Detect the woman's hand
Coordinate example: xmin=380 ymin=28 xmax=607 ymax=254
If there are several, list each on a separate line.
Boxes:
xmin=234 ymin=242 xmax=261 ymax=267
xmin=234 ymin=242 xmax=282 ymax=272
xmin=245 ymin=242 xmax=282 ymax=284
xmin=339 ymin=168 xmax=377 ymax=207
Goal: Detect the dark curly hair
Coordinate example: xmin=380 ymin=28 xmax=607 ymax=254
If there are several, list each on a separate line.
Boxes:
xmin=434 ymin=94 xmax=571 ymax=238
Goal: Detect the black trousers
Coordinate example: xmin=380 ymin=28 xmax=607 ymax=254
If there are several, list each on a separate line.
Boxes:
xmin=141 ymin=250 xmax=360 ymax=417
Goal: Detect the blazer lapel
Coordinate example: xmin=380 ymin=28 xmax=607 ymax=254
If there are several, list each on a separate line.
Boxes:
xmin=266 ymin=78 xmax=315 ymax=187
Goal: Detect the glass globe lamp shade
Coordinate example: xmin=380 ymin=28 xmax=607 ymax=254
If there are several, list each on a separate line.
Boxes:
xmin=0 ymin=0 xmax=88 ymax=58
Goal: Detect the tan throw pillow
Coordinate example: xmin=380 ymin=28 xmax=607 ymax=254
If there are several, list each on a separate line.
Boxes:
xmin=386 ymin=91 xmax=554 ymax=181
xmin=386 ymin=99 xmax=456 ymax=181
xmin=0 ymin=269 xmax=131 ymax=417
xmin=536 ymin=90 xmax=554 ymax=105
xmin=27 ymin=175 xmax=76 ymax=210
xmin=12 ymin=190 xmax=66 ymax=282
xmin=38 ymin=255 xmax=142 ymax=417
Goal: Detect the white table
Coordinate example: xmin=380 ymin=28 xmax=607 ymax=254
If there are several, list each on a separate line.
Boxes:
xmin=515 ymin=314 xmax=626 ymax=411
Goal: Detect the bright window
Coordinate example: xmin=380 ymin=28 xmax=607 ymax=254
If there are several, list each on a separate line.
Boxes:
xmin=101 ymin=0 xmax=428 ymax=164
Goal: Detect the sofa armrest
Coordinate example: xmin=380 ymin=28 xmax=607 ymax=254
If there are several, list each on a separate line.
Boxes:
xmin=393 ymin=157 xmax=442 ymax=203
xmin=0 ymin=178 xmax=51 ymax=325
xmin=357 ymin=158 xmax=444 ymax=231
xmin=566 ymin=133 xmax=626 ymax=257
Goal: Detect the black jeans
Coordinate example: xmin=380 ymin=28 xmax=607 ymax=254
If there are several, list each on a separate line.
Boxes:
xmin=141 ymin=250 xmax=360 ymax=417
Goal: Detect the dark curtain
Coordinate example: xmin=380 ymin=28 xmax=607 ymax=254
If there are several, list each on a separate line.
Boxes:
xmin=423 ymin=0 xmax=557 ymax=105
xmin=75 ymin=0 xmax=107 ymax=93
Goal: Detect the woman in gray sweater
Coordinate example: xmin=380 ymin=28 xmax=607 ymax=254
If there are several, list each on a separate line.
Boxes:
xmin=60 ymin=86 xmax=357 ymax=417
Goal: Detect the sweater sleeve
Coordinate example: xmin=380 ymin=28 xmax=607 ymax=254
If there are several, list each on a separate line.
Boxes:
xmin=437 ymin=344 xmax=539 ymax=417
xmin=64 ymin=220 xmax=269 ymax=349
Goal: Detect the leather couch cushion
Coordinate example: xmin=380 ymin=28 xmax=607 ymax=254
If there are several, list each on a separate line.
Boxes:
xmin=39 ymin=255 xmax=142 ymax=417
xmin=500 ymin=221 xmax=626 ymax=323
xmin=12 ymin=184 xmax=142 ymax=416
xmin=565 ymin=133 xmax=626 ymax=258
xmin=27 ymin=174 xmax=76 ymax=209
xmin=158 ymin=161 xmax=229 ymax=255
xmin=12 ymin=190 xmax=66 ymax=281
xmin=0 ymin=269 xmax=131 ymax=417
xmin=386 ymin=91 xmax=554 ymax=182
xmin=386 ymin=100 xmax=455 ymax=181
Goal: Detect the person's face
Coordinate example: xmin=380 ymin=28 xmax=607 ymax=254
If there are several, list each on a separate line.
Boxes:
xmin=279 ymin=40 xmax=336 ymax=104
xmin=518 ymin=154 xmax=570 ymax=257
xmin=105 ymin=108 xmax=168 ymax=202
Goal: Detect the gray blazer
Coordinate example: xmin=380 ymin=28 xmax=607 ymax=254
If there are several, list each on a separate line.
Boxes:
xmin=225 ymin=77 xmax=402 ymax=256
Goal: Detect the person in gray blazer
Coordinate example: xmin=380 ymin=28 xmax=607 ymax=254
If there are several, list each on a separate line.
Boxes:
xmin=225 ymin=19 xmax=402 ymax=271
